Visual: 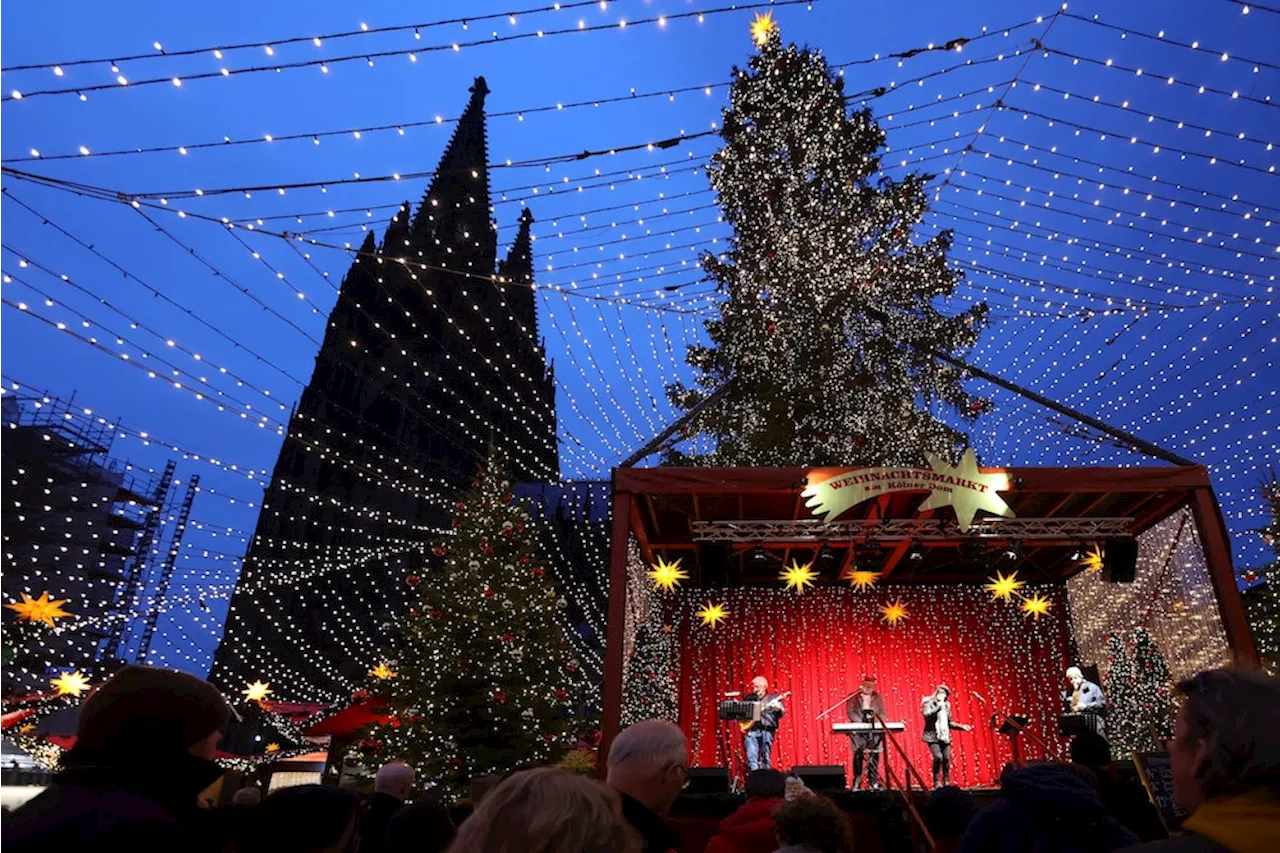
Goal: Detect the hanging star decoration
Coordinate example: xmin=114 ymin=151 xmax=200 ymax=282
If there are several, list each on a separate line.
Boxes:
xmin=18 ymin=724 xmax=36 ymax=735
xmin=780 ymin=560 xmax=819 ymax=593
xmin=242 ymin=680 xmax=273 ymax=703
xmin=917 ymin=449 xmax=1014 ymax=531
xmin=368 ymin=662 xmax=397 ymax=680
xmin=647 ymin=556 xmax=688 ymax=593
xmin=696 ymin=601 xmax=730 ymax=629
xmin=750 ymin=11 xmax=777 ymax=47
xmin=1079 ymin=545 xmax=1105 ymax=574
xmin=51 ymin=670 xmax=91 ymax=697
xmin=1020 ymin=593 xmax=1054 ymax=620
xmin=265 ymin=743 xmax=281 ymax=754
xmin=6 ymin=591 xmax=72 ymax=628
xmin=984 ymin=570 xmax=1026 ymax=602
xmin=843 ymin=569 xmax=880 ymax=591
xmin=881 ymin=599 xmax=909 ymax=626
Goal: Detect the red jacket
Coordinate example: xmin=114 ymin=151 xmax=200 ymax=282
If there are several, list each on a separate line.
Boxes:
xmin=704 ymin=797 xmax=783 ymax=853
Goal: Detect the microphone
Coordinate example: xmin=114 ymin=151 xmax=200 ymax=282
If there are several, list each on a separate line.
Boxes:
xmin=725 ymin=691 xmax=742 ymax=697
xmin=971 ymin=691 xmax=987 ymax=704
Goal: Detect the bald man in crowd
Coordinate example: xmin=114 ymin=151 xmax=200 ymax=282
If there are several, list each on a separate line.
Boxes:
xmin=362 ymin=761 xmax=415 ymax=853
xmin=607 ymin=720 xmax=688 ymax=853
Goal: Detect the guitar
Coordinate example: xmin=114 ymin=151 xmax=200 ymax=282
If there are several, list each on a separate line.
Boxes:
xmin=739 ymin=691 xmax=792 ymax=733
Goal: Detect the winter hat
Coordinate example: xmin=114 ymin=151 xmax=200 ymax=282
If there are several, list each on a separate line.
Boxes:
xmin=72 ymin=665 xmax=231 ymax=759
xmin=935 ymin=684 xmax=951 ymax=698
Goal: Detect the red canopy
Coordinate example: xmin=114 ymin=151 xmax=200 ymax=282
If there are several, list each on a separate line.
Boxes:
xmin=1 ymin=709 xmax=37 ymax=730
xmin=303 ymin=698 xmax=390 ymax=737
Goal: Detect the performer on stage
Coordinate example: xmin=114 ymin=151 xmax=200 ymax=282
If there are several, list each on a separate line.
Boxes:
xmin=920 ymin=684 xmax=971 ymax=788
xmin=743 ymin=676 xmax=785 ymax=771
xmin=1063 ymin=666 xmax=1107 ymax=737
xmin=846 ymin=675 xmax=886 ymax=790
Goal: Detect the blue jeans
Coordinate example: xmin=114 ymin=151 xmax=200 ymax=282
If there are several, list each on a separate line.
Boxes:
xmin=745 ymin=728 xmax=774 ymax=770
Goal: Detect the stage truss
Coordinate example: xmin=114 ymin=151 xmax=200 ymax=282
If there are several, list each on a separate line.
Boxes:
xmin=690 ymin=517 xmax=1135 ymax=543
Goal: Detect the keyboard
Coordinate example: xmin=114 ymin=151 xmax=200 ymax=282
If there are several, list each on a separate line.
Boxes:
xmin=832 ymin=721 xmax=906 ymax=733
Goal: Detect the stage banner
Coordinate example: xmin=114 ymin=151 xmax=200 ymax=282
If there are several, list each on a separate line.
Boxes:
xmin=802 ymin=448 xmax=1013 ymax=531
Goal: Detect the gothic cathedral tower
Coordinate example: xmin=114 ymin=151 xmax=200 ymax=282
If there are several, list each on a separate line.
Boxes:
xmin=210 ymin=78 xmax=559 ymax=701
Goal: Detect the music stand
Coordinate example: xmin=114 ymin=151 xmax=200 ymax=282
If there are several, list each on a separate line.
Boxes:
xmin=718 ymin=697 xmax=758 ymax=784
xmin=992 ymin=713 xmax=1031 ymax=769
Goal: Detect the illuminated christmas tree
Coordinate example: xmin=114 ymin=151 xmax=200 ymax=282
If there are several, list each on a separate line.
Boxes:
xmin=666 ymin=14 xmax=988 ymax=468
xmin=1244 ymin=474 xmax=1279 ymax=673
xmin=1129 ymin=627 xmax=1175 ymax=750
xmin=362 ymin=455 xmax=584 ymax=798
xmin=621 ymin=624 xmax=677 ymax=726
xmin=1102 ymin=632 xmax=1140 ymax=757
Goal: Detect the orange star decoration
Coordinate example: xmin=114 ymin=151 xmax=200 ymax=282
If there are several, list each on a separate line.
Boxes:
xmin=696 ymin=601 xmax=730 ymax=630
xmin=51 ymin=670 xmax=91 ymax=697
xmin=6 ymin=591 xmax=72 ymax=628
xmin=647 ymin=556 xmax=688 ymax=593
xmin=780 ymin=561 xmax=818 ymax=594
xmin=880 ymin=599 xmax=909 ymax=627
xmin=242 ymin=680 xmax=273 ymax=702
xmin=1020 ymin=593 xmax=1054 ymax=620
xmin=18 ymin=724 xmax=36 ymax=734
xmin=750 ymin=11 xmax=777 ymax=47
xmin=984 ymin=570 xmax=1026 ymax=602
xmin=1079 ymin=545 xmax=1105 ymax=574
xmin=368 ymin=662 xmax=397 ymax=680
xmin=843 ymin=569 xmax=880 ymax=591
xmin=265 ymin=743 xmax=281 ymax=754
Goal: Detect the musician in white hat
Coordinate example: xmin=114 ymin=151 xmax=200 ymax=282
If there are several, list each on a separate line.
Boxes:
xmin=921 ymin=684 xmax=971 ymax=788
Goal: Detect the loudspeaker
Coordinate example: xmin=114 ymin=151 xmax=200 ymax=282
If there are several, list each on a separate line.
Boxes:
xmin=792 ymin=765 xmax=847 ymax=792
xmin=686 ymin=767 xmax=729 ymax=795
xmin=1103 ymin=538 xmax=1139 ymax=583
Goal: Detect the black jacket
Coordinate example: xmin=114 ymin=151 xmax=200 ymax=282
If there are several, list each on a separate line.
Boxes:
xmin=847 ymin=690 xmax=887 ymax=751
xmin=921 ymin=696 xmax=966 ymax=745
xmin=360 ymin=791 xmax=407 ymax=853
xmin=750 ymin=691 xmax=785 ymax=732
xmin=3 ymin=753 xmax=226 ymax=853
xmin=620 ymin=791 xmax=681 ymax=853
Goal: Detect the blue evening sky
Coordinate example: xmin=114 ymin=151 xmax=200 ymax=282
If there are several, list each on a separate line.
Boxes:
xmin=1 ymin=0 xmax=1275 ymax=675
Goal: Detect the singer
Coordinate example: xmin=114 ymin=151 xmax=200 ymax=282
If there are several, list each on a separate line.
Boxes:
xmin=921 ymin=684 xmax=971 ymax=788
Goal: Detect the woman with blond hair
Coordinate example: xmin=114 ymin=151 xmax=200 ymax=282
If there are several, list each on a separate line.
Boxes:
xmin=451 ymin=767 xmax=641 ymax=853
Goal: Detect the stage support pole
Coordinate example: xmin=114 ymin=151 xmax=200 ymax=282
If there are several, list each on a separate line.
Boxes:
xmin=599 ymin=479 xmax=634 ymax=774
xmin=1190 ymin=486 xmax=1258 ymax=665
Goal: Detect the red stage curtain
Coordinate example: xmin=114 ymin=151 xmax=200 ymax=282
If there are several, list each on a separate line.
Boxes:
xmin=672 ymin=584 xmax=1072 ymax=788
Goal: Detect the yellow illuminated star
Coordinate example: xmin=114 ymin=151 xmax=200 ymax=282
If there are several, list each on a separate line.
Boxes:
xmin=780 ymin=561 xmax=819 ymax=593
xmin=242 ymin=680 xmax=273 ymax=702
xmin=750 ymin=11 xmax=777 ymax=47
xmin=265 ymin=742 xmax=281 ymax=754
xmin=6 ymin=591 xmax=72 ymax=628
xmin=1020 ymin=593 xmax=1054 ymax=620
xmin=368 ymin=662 xmax=397 ymax=680
xmin=647 ymin=556 xmax=688 ymax=593
xmin=51 ymin=670 xmax=91 ymax=697
xmin=881 ymin=599 xmax=909 ymax=627
xmin=843 ymin=568 xmax=880 ymax=591
xmin=984 ymin=569 xmax=1026 ymax=602
xmin=18 ymin=724 xmax=36 ymax=734
xmin=697 ymin=601 xmax=730 ymax=629
xmin=1080 ymin=545 xmax=1104 ymax=574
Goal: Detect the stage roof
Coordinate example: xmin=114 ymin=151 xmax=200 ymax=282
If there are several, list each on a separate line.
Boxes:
xmin=616 ymin=464 xmax=1215 ymax=585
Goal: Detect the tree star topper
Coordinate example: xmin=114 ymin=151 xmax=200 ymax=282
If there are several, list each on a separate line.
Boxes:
xmin=6 ymin=591 xmax=72 ymax=628
xmin=369 ymin=662 xmax=397 ymax=680
xmin=242 ymin=680 xmax=273 ymax=702
xmin=697 ymin=601 xmax=730 ymax=629
xmin=750 ymin=11 xmax=777 ymax=47
xmin=647 ymin=556 xmax=689 ymax=592
xmin=780 ymin=560 xmax=819 ymax=593
xmin=802 ymin=449 xmax=1012 ymax=532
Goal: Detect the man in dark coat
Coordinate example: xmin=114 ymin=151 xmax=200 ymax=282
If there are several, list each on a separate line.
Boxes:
xmin=847 ymin=674 xmax=887 ymax=790
xmin=360 ymin=761 xmax=415 ymax=853
xmin=5 ymin=664 xmax=231 ymax=853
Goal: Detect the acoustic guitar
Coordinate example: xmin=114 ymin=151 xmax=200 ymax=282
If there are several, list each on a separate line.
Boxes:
xmin=739 ymin=691 xmax=792 ymax=733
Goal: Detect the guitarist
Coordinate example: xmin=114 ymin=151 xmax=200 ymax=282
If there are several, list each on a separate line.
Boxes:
xmin=743 ymin=676 xmax=785 ymax=771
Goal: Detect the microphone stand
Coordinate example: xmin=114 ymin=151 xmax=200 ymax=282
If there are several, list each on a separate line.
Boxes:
xmin=816 ymin=691 xmax=859 ymax=720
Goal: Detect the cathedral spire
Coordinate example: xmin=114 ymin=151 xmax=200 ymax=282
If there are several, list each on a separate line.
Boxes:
xmin=410 ymin=77 xmax=496 ymax=272
xmin=498 ymin=208 xmax=538 ymax=339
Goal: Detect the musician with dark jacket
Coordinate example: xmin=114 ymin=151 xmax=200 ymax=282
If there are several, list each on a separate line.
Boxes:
xmin=744 ymin=676 xmax=785 ymax=771
xmin=846 ymin=675 xmax=887 ymax=790
xmin=922 ymin=684 xmax=972 ymax=788
xmin=1064 ymin=666 xmax=1107 ymax=738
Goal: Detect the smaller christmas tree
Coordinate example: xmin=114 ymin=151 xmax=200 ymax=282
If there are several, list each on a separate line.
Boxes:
xmin=621 ymin=624 xmax=677 ymax=726
xmin=1129 ymin=628 xmax=1175 ymax=751
xmin=362 ymin=454 xmax=584 ymax=798
xmin=1245 ymin=474 xmax=1280 ymax=673
xmin=1102 ymin=632 xmax=1139 ymax=756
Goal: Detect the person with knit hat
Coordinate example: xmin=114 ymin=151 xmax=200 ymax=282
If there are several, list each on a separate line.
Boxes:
xmin=921 ymin=684 xmax=972 ymax=789
xmin=6 ymin=664 xmax=232 ymax=853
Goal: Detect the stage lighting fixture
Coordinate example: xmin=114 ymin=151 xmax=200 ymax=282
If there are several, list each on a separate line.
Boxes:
xmin=1070 ymin=548 xmax=1083 ymax=561
xmin=816 ymin=545 xmax=837 ymax=568
xmin=907 ymin=542 xmax=925 ymax=561
xmin=751 ymin=545 xmax=769 ymax=564
xmin=855 ymin=549 xmax=882 ymax=571
xmin=1003 ymin=541 xmax=1022 ymax=562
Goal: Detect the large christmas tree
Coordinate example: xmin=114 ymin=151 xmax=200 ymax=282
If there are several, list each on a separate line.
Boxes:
xmin=362 ymin=456 xmax=584 ymax=797
xmin=666 ymin=14 xmax=988 ymax=468
xmin=1244 ymin=474 xmax=1279 ymax=673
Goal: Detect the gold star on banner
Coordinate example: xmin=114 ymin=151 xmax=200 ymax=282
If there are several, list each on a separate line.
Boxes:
xmin=647 ymin=556 xmax=688 ymax=593
xmin=917 ymin=449 xmax=1014 ymax=531
xmin=1020 ymin=593 xmax=1054 ymax=620
xmin=6 ymin=591 xmax=72 ymax=628
xmin=242 ymin=680 xmax=273 ymax=702
xmin=368 ymin=662 xmax=396 ymax=680
xmin=51 ymin=670 xmax=90 ymax=697
xmin=265 ymin=743 xmax=281 ymax=754
xmin=696 ymin=601 xmax=730 ymax=630
xmin=780 ymin=561 xmax=818 ymax=593
xmin=1080 ymin=545 xmax=1104 ymax=574
xmin=984 ymin=570 xmax=1026 ymax=602
xmin=750 ymin=11 xmax=777 ymax=47
xmin=881 ymin=599 xmax=909 ymax=627
xmin=843 ymin=569 xmax=880 ymax=591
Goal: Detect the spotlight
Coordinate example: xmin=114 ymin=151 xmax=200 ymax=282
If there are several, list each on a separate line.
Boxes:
xmin=1070 ymin=549 xmax=1083 ymax=561
xmin=751 ymin=545 xmax=769 ymax=564
xmin=855 ymin=549 xmax=882 ymax=571
xmin=1003 ymin=541 xmax=1022 ymax=562
xmin=816 ymin=545 xmax=837 ymax=568
xmin=907 ymin=542 xmax=925 ymax=561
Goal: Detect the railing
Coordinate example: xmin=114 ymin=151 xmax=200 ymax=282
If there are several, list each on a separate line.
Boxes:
xmin=875 ymin=712 xmax=936 ymax=851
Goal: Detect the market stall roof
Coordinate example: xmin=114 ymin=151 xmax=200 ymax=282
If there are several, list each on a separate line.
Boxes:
xmin=303 ymin=698 xmax=390 ymax=737
xmin=618 ymin=463 xmax=1220 ymax=585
